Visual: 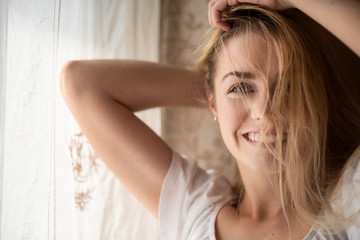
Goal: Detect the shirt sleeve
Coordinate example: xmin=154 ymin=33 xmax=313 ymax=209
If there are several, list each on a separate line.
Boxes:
xmin=342 ymin=155 xmax=360 ymax=239
xmin=158 ymin=152 xmax=233 ymax=240
xmin=310 ymin=154 xmax=360 ymax=240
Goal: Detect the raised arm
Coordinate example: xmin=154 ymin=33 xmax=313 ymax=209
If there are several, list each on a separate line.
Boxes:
xmin=60 ymin=60 xmax=205 ymax=217
xmin=290 ymin=0 xmax=360 ymax=57
xmin=209 ymin=0 xmax=360 ymax=56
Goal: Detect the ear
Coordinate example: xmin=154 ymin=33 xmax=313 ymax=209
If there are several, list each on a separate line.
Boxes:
xmin=207 ymin=93 xmax=217 ymax=117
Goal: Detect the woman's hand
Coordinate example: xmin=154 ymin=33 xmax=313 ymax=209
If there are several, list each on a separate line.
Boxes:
xmin=208 ymin=0 xmax=360 ymax=57
xmin=208 ymin=0 xmax=293 ymax=31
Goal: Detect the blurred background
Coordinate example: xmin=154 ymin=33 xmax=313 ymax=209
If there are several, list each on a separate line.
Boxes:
xmin=0 ymin=0 xmax=237 ymax=239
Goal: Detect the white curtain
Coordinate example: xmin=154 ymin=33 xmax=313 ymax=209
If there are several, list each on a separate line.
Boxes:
xmin=1 ymin=0 xmax=161 ymax=239
xmin=0 ymin=0 xmax=8 ymax=237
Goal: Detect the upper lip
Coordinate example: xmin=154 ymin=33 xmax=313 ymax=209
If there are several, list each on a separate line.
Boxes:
xmin=242 ymin=129 xmax=278 ymax=135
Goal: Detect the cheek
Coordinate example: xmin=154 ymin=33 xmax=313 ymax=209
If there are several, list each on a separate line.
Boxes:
xmin=217 ymin=99 xmax=248 ymax=137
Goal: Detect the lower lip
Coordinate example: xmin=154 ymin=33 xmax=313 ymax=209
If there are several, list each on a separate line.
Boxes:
xmin=242 ymin=135 xmax=263 ymax=147
xmin=243 ymin=136 xmax=257 ymax=145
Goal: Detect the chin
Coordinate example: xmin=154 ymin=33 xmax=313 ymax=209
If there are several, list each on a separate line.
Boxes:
xmin=234 ymin=148 xmax=278 ymax=172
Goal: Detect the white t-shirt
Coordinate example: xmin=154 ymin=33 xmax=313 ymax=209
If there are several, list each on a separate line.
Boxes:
xmin=159 ymin=152 xmax=360 ymax=240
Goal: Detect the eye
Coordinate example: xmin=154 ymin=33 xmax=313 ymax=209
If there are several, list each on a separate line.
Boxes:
xmin=228 ymin=82 xmax=255 ymax=95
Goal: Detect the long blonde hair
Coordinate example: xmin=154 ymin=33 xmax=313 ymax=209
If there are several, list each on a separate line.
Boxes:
xmin=197 ymin=4 xmax=360 ymax=232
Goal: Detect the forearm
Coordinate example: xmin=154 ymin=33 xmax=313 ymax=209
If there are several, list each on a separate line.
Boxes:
xmin=290 ymin=0 xmax=360 ymax=56
xmin=60 ymin=60 xmax=206 ymax=112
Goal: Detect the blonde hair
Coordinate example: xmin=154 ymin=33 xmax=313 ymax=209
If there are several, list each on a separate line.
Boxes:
xmin=197 ymin=4 xmax=360 ymax=233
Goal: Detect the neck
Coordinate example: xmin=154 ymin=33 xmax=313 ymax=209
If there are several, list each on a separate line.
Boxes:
xmin=237 ymin=162 xmax=285 ymax=220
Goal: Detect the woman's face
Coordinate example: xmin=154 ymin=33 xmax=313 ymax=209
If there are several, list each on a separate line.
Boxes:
xmin=210 ymin=34 xmax=281 ymax=172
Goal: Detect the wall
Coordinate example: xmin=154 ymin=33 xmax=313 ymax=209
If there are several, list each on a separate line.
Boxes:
xmin=160 ymin=0 xmax=239 ymax=185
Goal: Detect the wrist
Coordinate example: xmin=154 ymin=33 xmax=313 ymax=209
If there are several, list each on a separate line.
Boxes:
xmin=279 ymin=0 xmax=296 ymax=9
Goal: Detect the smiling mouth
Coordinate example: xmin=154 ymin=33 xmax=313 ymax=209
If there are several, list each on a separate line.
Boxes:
xmin=243 ymin=132 xmax=284 ymax=144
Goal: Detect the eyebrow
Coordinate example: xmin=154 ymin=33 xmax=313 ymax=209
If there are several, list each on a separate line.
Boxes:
xmin=222 ymin=71 xmax=256 ymax=82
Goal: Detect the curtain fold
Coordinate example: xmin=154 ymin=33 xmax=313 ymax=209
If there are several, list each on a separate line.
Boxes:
xmin=0 ymin=0 xmax=8 ymax=237
xmin=2 ymin=0 xmax=160 ymax=239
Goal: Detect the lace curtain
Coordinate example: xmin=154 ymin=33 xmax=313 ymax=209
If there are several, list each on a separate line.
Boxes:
xmin=1 ymin=0 xmax=160 ymax=239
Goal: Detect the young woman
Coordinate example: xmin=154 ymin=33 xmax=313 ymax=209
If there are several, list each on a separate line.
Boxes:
xmin=60 ymin=0 xmax=360 ymax=239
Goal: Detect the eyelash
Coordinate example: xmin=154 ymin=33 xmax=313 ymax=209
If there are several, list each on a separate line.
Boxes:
xmin=228 ymin=82 xmax=255 ymax=95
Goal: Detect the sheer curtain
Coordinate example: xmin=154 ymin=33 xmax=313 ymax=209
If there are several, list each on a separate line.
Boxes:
xmin=1 ymin=0 xmax=160 ymax=239
xmin=0 ymin=0 xmax=8 ymax=237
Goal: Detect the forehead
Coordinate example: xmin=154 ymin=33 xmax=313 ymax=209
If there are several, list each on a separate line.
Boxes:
xmin=215 ymin=34 xmax=278 ymax=80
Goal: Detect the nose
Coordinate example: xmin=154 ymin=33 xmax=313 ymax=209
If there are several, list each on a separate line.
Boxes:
xmin=250 ymin=93 xmax=268 ymax=120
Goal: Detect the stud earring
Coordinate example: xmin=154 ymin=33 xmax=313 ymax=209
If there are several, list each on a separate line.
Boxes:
xmin=214 ymin=116 xmax=217 ymax=122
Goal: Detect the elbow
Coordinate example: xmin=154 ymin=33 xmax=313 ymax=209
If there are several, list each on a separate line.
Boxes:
xmin=59 ymin=60 xmax=86 ymax=102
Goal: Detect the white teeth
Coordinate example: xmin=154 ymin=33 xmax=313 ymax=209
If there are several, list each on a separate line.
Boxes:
xmin=248 ymin=132 xmax=256 ymax=142
xmin=244 ymin=132 xmax=277 ymax=143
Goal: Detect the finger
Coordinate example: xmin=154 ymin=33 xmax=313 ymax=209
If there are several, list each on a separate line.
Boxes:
xmin=213 ymin=9 xmax=231 ymax=31
xmin=209 ymin=0 xmax=226 ymax=28
xmin=230 ymin=0 xmax=243 ymax=5
xmin=217 ymin=21 xmax=231 ymax=31
xmin=208 ymin=0 xmax=221 ymax=28
xmin=208 ymin=0 xmax=215 ymax=27
xmin=211 ymin=0 xmax=231 ymax=30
